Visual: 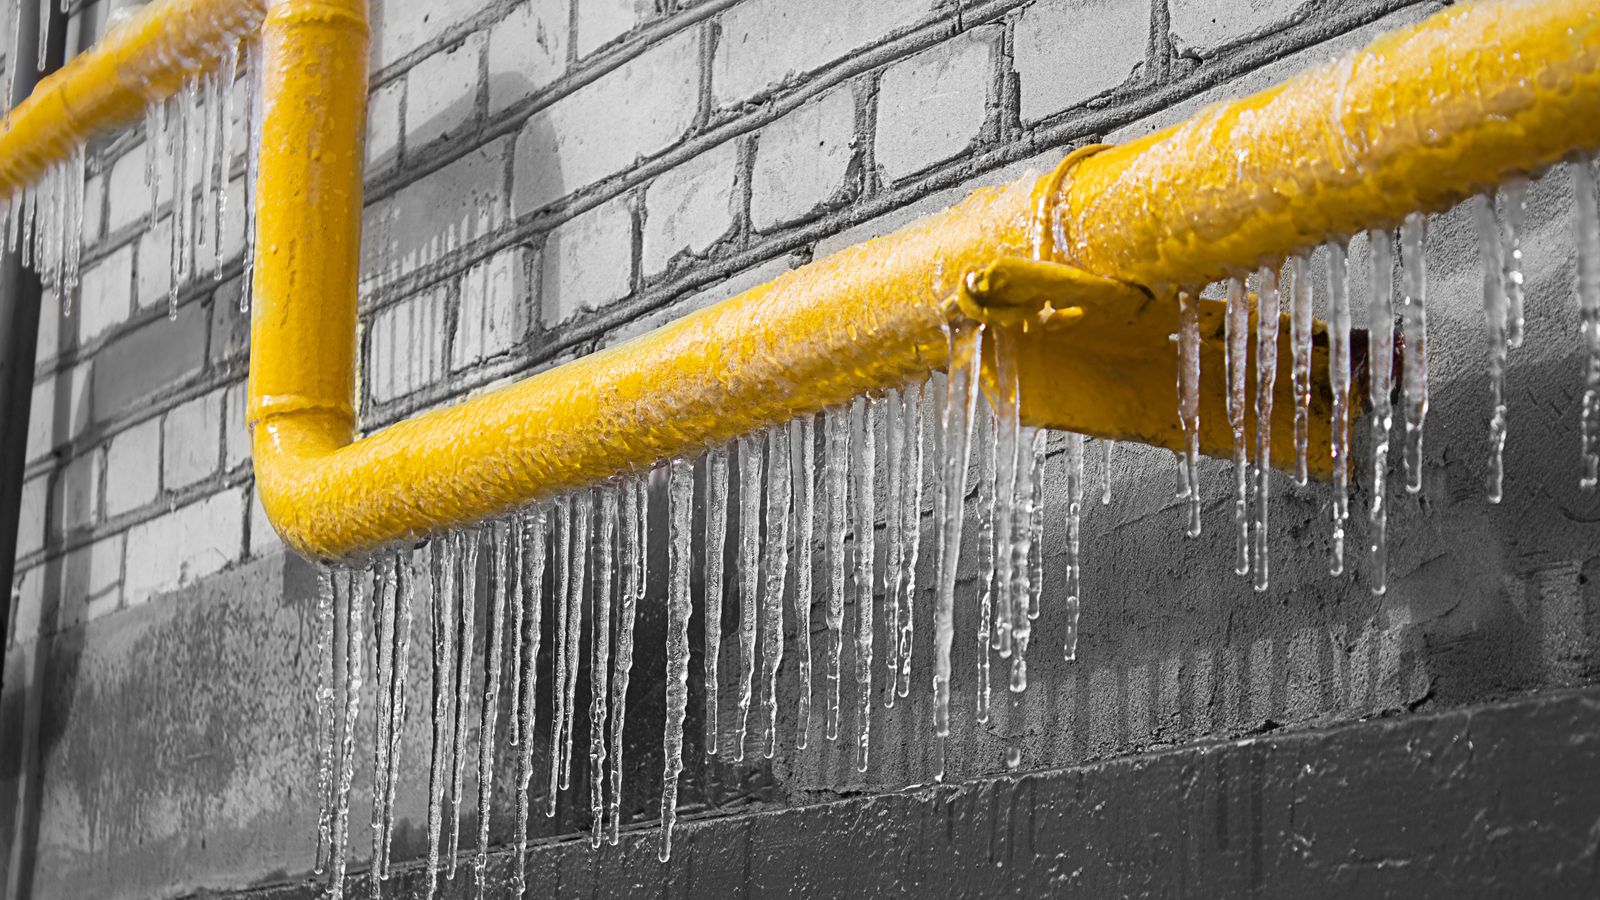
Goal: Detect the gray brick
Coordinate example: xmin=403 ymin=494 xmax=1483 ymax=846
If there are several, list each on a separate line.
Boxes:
xmin=9 ymin=563 xmax=43 ymax=644
xmin=136 ymin=215 xmax=172 ymax=311
xmin=77 ymin=243 xmax=133 ymax=346
xmin=105 ymin=417 xmax=161 ymax=518
xmin=453 ymin=245 xmax=531 ymax=370
xmin=1168 ymin=0 xmax=1307 ymax=57
xmin=209 ymin=278 xmax=249 ymax=366
xmin=642 ymin=140 xmax=739 ymax=276
xmin=51 ymin=450 xmax=100 ymax=536
xmin=162 ymin=389 xmax=223 ymax=491
xmin=81 ymin=170 xmax=105 ymax=248
xmin=487 ymin=0 xmax=569 ymax=114
xmin=26 ymin=379 xmax=54 ymax=465
xmin=361 ymin=137 xmax=508 ymax=278
xmin=712 ymin=0 xmax=934 ymax=107
xmin=372 ymin=0 xmax=475 ymax=68
xmin=91 ymin=302 xmax=208 ymax=426
xmin=61 ymin=534 xmax=124 ymax=630
xmin=406 ymin=31 xmax=485 ymax=150
xmin=105 ymin=139 xmax=163 ymax=236
xmin=367 ymin=78 xmax=404 ymax=173
xmin=576 ymin=0 xmax=646 ymax=58
xmin=874 ymin=27 xmax=998 ymax=183
xmin=749 ymin=85 xmax=857 ymax=232
xmin=367 ymin=286 xmax=449 ymax=405
xmin=224 ymin=381 xmax=251 ymax=472
xmin=15 ymin=475 xmax=46 ymax=559
xmin=542 ymin=195 xmax=633 ymax=325
xmin=512 ymin=27 xmax=700 ymax=213
xmin=124 ymin=487 xmax=245 ymax=605
xmin=1014 ymin=0 xmax=1151 ymax=124
xmin=34 ymin=292 xmax=61 ymax=363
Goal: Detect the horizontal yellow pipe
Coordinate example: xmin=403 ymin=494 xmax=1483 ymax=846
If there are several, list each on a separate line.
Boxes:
xmin=0 ymin=0 xmax=265 ymax=193
xmin=243 ymin=0 xmax=1600 ymax=559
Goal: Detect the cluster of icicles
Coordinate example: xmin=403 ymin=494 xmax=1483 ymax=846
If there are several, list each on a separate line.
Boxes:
xmin=0 ymin=26 xmax=262 ymax=322
xmin=307 ymin=156 xmax=1600 ymax=897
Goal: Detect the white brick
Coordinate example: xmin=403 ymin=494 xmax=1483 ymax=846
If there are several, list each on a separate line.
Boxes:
xmin=26 ymin=379 xmax=55 ymax=464
xmin=542 ymin=196 xmax=633 ymax=324
xmin=124 ymin=488 xmax=245 ymax=605
xmin=360 ymin=138 xmax=508 ymax=277
xmin=219 ymin=175 xmax=247 ymax=267
xmin=368 ymin=286 xmax=449 ymax=404
xmin=225 ymin=381 xmax=251 ymax=471
xmin=10 ymin=565 xmax=43 ymax=644
xmin=367 ymin=78 xmax=404 ymax=172
xmin=373 ymin=0 xmax=475 ymax=68
xmin=1168 ymin=0 xmax=1305 ymax=57
xmin=1014 ymin=0 xmax=1151 ymax=124
xmin=136 ymin=215 xmax=172 ymax=311
xmin=64 ymin=534 xmax=124 ymax=624
xmin=24 ymin=366 xmax=91 ymax=464
xmin=77 ymin=243 xmax=133 ymax=346
xmin=406 ymin=32 xmax=485 ymax=149
xmin=749 ymin=85 xmax=857 ymax=232
xmin=35 ymin=293 xmax=59 ymax=363
xmin=105 ymin=138 xmax=168 ymax=235
xmin=162 ymin=389 xmax=223 ymax=491
xmin=642 ymin=140 xmax=738 ymax=276
xmin=81 ymin=172 xmax=105 ymax=248
xmin=16 ymin=476 xmax=47 ymax=559
xmin=61 ymin=364 xmax=91 ymax=443
xmin=52 ymin=450 xmax=99 ymax=535
xmin=712 ymin=0 xmax=934 ymax=106
xmin=576 ymin=0 xmax=647 ymax=58
xmin=105 ymin=417 xmax=161 ymax=517
xmin=875 ymin=28 xmax=997 ymax=182
xmin=453 ymin=246 xmax=530 ymax=370
xmin=488 ymin=0 xmax=569 ymax=114
xmin=249 ymin=486 xmax=282 ymax=559
xmin=603 ymin=253 xmax=796 ymax=346
xmin=512 ymin=28 xmax=700 ymax=212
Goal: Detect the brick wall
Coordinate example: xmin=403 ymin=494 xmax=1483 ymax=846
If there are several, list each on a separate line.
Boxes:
xmin=8 ymin=0 xmax=1600 ymax=897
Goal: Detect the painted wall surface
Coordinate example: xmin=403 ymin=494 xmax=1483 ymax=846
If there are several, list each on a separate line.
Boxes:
xmin=5 ymin=0 xmax=1600 ymax=897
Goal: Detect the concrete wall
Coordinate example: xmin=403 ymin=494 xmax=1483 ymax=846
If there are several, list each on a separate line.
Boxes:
xmin=5 ymin=0 xmax=1600 ymax=897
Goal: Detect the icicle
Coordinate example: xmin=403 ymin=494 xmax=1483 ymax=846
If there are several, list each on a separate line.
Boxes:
xmin=1224 ymin=277 xmax=1250 ymax=575
xmin=426 ymin=538 xmax=457 ymax=899
xmin=330 ymin=570 xmax=365 ymax=900
xmin=975 ymin=406 xmax=996 ymax=723
xmin=1575 ymin=158 xmax=1600 ymax=491
xmin=196 ymin=72 xmax=218 ymax=258
xmin=6 ymin=0 xmax=23 ymax=108
xmin=1502 ymin=177 xmax=1529 ymax=349
xmin=895 ymin=383 xmax=926 ymax=700
xmin=791 ymin=417 xmax=817 ymax=744
xmin=383 ymin=552 xmax=414 ymax=879
xmin=20 ymin=184 xmax=33 ymax=269
xmin=447 ymin=530 xmax=481 ymax=878
xmin=62 ymin=148 xmax=84 ymax=316
xmin=851 ymin=394 xmax=876 ymax=773
xmin=1368 ymin=230 xmax=1396 ymax=595
xmin=882 ymin=390 xmax=906 ymax=706
xmin=1399 ymin=213 xmax=1429 ymax=495
xmin=659 ymin=457 xmax=695 ymax=863
xmin=1101 ymin=440 xmax=1114 ymax=505
xmin=608 ymin=481 xmax=640 ymax=845
xmin=761 ymin=425 xmax=791 ymax=758
xmin=473 ymin=526 xmax=509 ymax=894
xmin=8 ymin=188 xmax=21 ymax=255
xmin=992 ymin=335 xmax=1020 ymax=662
xmin=1289 ymin=254 xmax=1315 ymax=487
xmin=34 ymin=0 xmax=47 ymax=73
xmin=735 ymin=433 xmax=763 ymax=760
xmin=822 ymin=407 xmax=850 ymax=741
xmin=933 ymin=317 xmax=984 ymax=779
xmin=1326 ymin=243 xmax=1353 ymax=574
xmin=168 ymin=87 xmax=192 ymax=320
xmin=590 ymin=487 xmax=617 ymax=848
xmin=1177 ymin=290 xmax=1203 ymax=535
xmin=513 ymin=508 xmax=546 ymax=895
xmin=1062 ymin=431 xmax=1085 ymax=662
xmin=1252 ymin=266 xmax=1281 ymax=593
xmin=561 ymin=492 xmax=592 ymax=791
xmin=1025 ymin=427 xmax=1046 ymax=623
xmin=368 ymin=559 xmax=396 ymax=897
xmin=215 ymin=42 xmax=239 ymax=276
xmin=1473 ymin=197 xmax=1510 ymax=502
xmin=507 ymin=527 xmax=526 ymax=751
xmin=546 ymin=497 xmax=570 ymax=817
xmin=703 ymin=446 xmax=729 ymax=755
xmin=312 ymin=566 xmax=338 ymax=875
xmin=241 ymin=41 xmax=262 ymax=312
xmin=144 ymin=102 xmax=164 ymax=231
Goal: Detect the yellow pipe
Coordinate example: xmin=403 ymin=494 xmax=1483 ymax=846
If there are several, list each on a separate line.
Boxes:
xmin=244 ymin=0 xmax=1599 ymax=559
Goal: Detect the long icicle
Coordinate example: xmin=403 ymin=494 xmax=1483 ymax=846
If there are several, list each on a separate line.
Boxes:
xmin=447 ymin=530 xmax=481 ymax=878
xmin=1575 ymin=157 xmax=1600 ymax=491
xmin=473 ymin=525 xmax=510 ymax=896
xmin=330 ymin=569 xmax=365 ymax=900
xmin=513 ymin=507 xmax=546 ymax=895
xmin=241 ymin=39 xmax=263 ymax=312
xmin=703 ymin=446 xmax=729 ymax=755
xmin=659 ymin=458 xmax=695 ymax=863
xmin=1399 ymin=213 xmax=1430 ymax=495
xmin=1178 ymin=290 xmax=1203 ymax=535
xmin=1062 ymin=431 xmax=1085 ymax=662
xmin=312 ymin=566 xmax=338 ymax=876
xmin=823 ymin=407 xmax=850 ymax=741
xmin=934 ymin=317 xmax=985 ymax=781
xmin=608 ymin=479 xmax=641 ymax=845
xmin=215 ymin=42 xmax=239 ymax=276
xmin=1289 ymin=254 xmax=1315 ymax=487
xmin=1502 ymin=177 xmax=1529 ymax=350
xmin=1253 ymin=266 xmax=1282 ymax=593
xmin=383 ymin=551 xmax=413 ymax=878
xmin=368 ymin=558 xmax=396 ymax=899
xmin=1368 ymin=229 xmax=1397 ymax=596
xmin=734 ymin=433 xmax=763 ymax=760
xmin=590 ymin=486 xmax=617 ymax=848
xmin=561 ymin=492 xmax=592 ymax=792
xmin=851 ymin=394 xmax=877 ymax=773
xmin=761 ymin=425 xmax=791 ymax=757
xmin=896 ymin=382 xmax=926 ymax=699
xmin=426 ymin=538 xmax=457 ymax=899
xmin=975 ymin=404 xmax=997 ymax=723
xmin=1475 ymin=196 xmax=1510 ymax=502
xmin=1225 ymin=277 xmax=1251 ymax=575
xmin=547 ymin=496 xmax=570 ymax=817
xmin=1024 ymin=427 xmax=1046 ymax=623
xmin=882 ymin=389 xmax=906 ymax=706
xmin=1326 ymin=243 xmax=1353 ymax=574
xmin=792 ymin=416 xmax=817 ymax=743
